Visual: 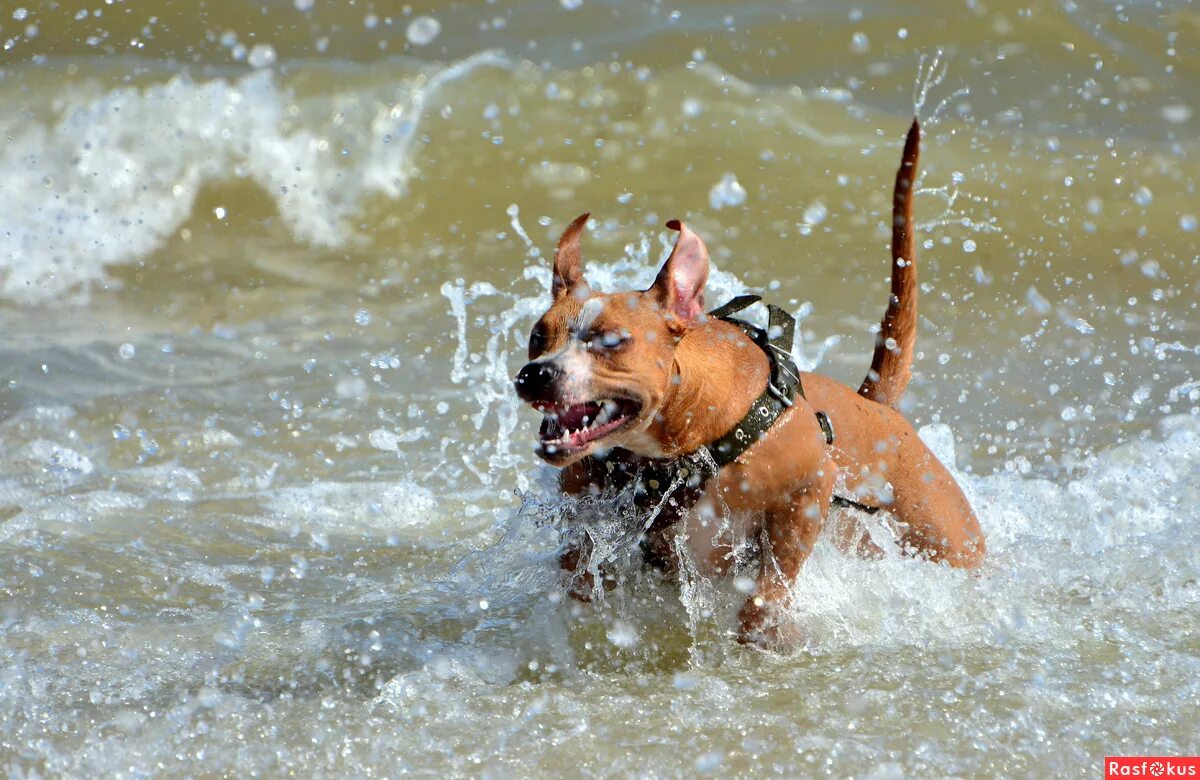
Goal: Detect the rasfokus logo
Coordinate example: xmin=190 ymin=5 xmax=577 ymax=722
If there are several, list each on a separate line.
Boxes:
xmin=1106 ymin=757 xmax=1200 ymax=778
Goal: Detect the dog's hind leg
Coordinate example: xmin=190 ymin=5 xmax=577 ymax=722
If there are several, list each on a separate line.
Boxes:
xmin=884 ymin=434 xmax=985 ymax=568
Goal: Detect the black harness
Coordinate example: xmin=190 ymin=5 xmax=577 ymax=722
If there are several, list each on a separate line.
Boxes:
xmin=580 ymin=296 xmax=874 ymax=561
xmin=703 ymin=294 xmax=834 ymax=464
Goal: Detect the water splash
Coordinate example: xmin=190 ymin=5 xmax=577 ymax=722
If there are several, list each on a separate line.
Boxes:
xmin=0 ymin=51 xmax=509 ymax=303
xmin=505 ymin=203 xmax=542 ymax=260
xmin=913 ymin=48 xmax=969 ymax=126
xmin=916 ymin=181 xmax=1003 ymax=239
xmin=907 ymin=52 xmax=1003 ymax=246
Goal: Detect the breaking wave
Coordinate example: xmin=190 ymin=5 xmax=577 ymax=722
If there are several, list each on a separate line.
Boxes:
xmin=0 ymin=52 xmax=507 ymax=303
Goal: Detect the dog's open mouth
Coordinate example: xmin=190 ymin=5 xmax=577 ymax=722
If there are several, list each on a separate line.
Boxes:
xmin=537 ymin=398 xmax=640 ymax=455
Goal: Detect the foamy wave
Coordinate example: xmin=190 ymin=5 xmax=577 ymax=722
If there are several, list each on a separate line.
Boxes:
xmin=255 ymin=480 xmax=439 ymax=541
xmin=0 ymin=52 xmax=507 ymax=304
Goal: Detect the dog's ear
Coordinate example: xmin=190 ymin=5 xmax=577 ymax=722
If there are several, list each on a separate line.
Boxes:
xmin=552 ymin=212 xmax=591 ymax=299
xmin=650 ymin=219 xmax=709 ymax=325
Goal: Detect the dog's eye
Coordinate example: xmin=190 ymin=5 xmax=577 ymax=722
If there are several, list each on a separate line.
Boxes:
xmin=529 ymin=326 xmax=548 ymax=357
xmin=589 ymin=330 xmax=630 ymax=351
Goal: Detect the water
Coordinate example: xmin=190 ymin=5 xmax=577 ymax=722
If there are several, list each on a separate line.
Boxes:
xmin=1 ymin=0 xmax=1198 ymax=776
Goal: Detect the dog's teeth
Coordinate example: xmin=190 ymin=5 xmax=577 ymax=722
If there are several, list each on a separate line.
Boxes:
xmin=595 ymin=400 xmax=615 ymax=427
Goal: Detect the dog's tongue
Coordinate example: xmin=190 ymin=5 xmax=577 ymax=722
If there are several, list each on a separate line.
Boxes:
xmin=557 ymin=401 xmax=600 ymax=431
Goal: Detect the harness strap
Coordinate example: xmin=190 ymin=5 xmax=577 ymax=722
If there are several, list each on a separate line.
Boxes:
xmin=705 ymin=293 xmax=762 ymax=320
xmin=703 ymin=296 xmax=818 ymax=468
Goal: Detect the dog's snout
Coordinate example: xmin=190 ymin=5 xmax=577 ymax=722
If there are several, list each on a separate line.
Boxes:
xmin=514 ymin=361 xmax=562 ymax=402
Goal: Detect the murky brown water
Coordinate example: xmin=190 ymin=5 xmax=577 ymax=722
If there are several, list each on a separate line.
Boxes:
xmin=1 ymin=1 xmax=1197 ymax=777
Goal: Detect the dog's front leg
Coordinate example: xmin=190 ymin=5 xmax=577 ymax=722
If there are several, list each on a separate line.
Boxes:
xmin=736 ymin=479 xmax=832 ymax=649
xmin=559 ymin=535 xmax=617 ymax=602
xmin=556 ymin=462 xmax=618 ymax=602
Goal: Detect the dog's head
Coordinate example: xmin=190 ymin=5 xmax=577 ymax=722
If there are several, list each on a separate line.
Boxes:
xmin=513 ymin=213 xmax=711 ymax=466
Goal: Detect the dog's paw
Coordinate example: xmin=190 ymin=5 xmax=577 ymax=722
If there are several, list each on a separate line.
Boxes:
xmin=736 ymin=596 xmax=804 ymax=651
xmin=566 ymin=577 xmax=594 ymax=603
xmin=563 ymin=567 xmax=618 ymax=603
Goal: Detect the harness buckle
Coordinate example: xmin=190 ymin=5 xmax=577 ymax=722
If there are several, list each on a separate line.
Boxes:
xmin=815 ymin=410 xmax=835 ymax=445
xmin=767 ymin=383 xmax=794 ymax=407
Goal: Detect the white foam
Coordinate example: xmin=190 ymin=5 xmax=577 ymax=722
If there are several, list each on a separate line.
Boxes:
xmin=255 ymin=479 xmax=439 ymax=539
xmin=0 ymin=490 xmax=146 ymax=544
xmin=0 ymin=52 xmax=508 ymax=303
xmin=474 ymin=413 xmax=1200 ymax=659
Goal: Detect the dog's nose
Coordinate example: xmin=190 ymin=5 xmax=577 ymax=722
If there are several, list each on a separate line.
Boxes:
xmin=514 ymin=361 xmax=562 ymax=402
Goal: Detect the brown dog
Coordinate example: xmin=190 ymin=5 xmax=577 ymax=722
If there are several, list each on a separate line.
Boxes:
xmin=513 ymin=120 xmax=984 ymax=648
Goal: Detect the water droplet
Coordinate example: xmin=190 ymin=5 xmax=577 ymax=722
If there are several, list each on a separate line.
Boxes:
xmin=336 ymin=376 xmax=368 ymax=400
xmin=1068 ymin=317 xmax=1094 ymax=335
xmin=560 ymin=0 xmax=582 ymax=9
xmin=354 ymin=309 xmax=372 ymax=326
xmin=1180 ymin=214 xmax=1197 ymax=232
xmin=213 ymin=206 xmax=227 ymax=220
xmin=368 ymin=429 xmax=400 ymax=451
xmin=962 ymin=239 xmax=977 ymax=253
xmin=850 ymin=31 xmax=870 ymax=54
xmin=1162 ymin=103 xmax=1192 ymax=124
xmin=13 ymin=8 xmax=28 ymax=21
xmin=246 ymin=43 xmax=276 ymax=69
xmin=406 ymin=16 xmax=441 ymax=46
xmin=1026 ymin=286 xmax=1051 ymax=315
xmin=708 ymin=173 xmax=746 ymax=210
xmin=802 ymin=201 xmax=827 ymax=226
xmin=118 ymin=343 xmax=136 ymax=360
xmin=294 ymin=0 xmax=314 ymax=10
xmin=1133 ymin=186 xmax=1153 ymax=207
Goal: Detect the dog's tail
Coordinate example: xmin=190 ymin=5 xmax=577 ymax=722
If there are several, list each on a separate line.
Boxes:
xmin=858 ymin=118 xmax=921 ymax=408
